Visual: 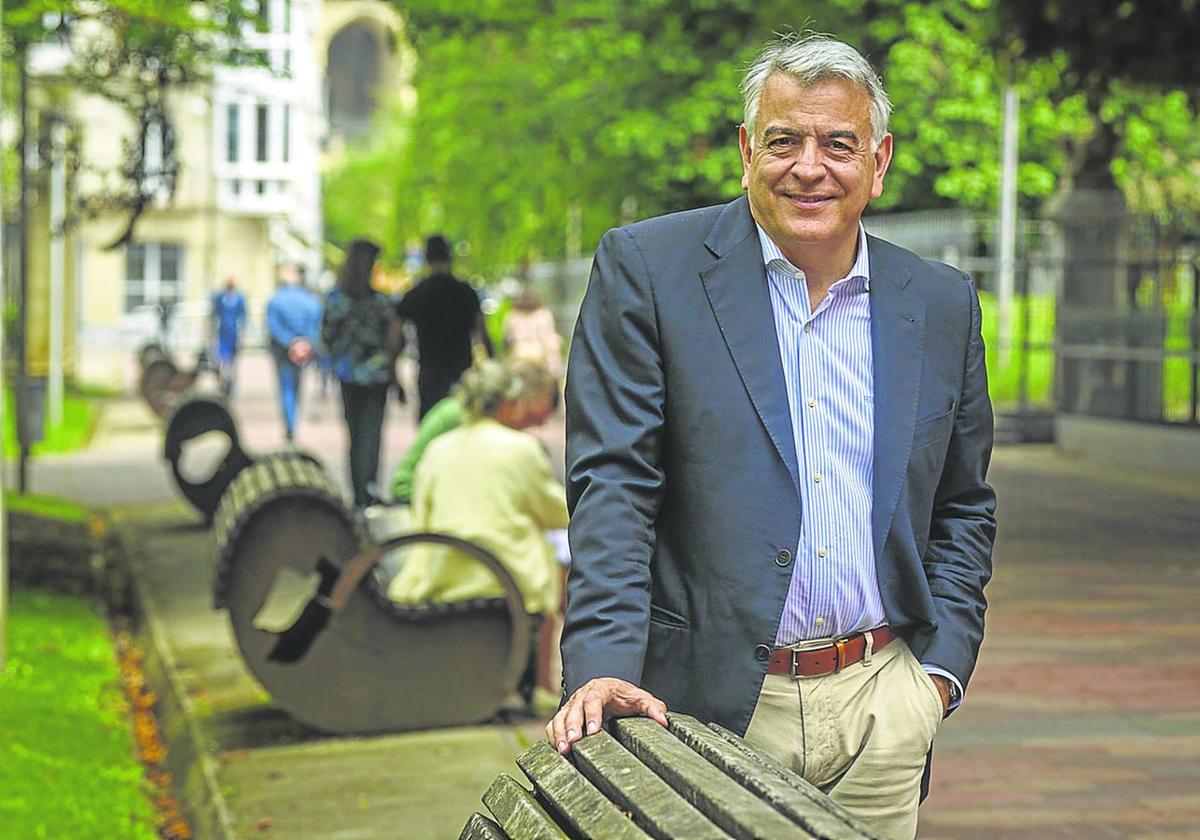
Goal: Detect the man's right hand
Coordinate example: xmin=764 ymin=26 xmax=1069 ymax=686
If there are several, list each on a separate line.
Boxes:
xmin=545 ymin=677 xmax=668 ymax=755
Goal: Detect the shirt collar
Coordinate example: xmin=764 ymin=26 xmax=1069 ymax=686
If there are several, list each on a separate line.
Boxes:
xmin=755 ymin=223 xmax=871 ymax=292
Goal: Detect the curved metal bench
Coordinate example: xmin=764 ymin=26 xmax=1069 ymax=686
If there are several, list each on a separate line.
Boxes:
xmin=163 ymin=396 xmax=256 ymax=522
xmin=211 ymin=452 xmax=534 ymax=734
xmin=137 ymin=344 xmax=214 ymax=418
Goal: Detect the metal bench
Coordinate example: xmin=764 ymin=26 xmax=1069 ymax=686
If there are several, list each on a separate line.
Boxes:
xmin=137 ymin=342 xmax=214 ymax=419
xmin=211 ymin=452 xmax=534 ymax=734
xmin=460 ymin=714 xmax=882 ymax=839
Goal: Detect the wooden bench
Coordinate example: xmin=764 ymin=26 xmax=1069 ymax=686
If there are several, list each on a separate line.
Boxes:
xmin=211 ymin=452 xmax=535 ymax=734
xmin=460 ymin=714 xmax=883 ymax=839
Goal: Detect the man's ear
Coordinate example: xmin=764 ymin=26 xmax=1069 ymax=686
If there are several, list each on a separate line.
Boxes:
xmin=738 ymin=124 xmax=753 ymax=190
xmin=870 ymin=132 xmax=894 ymax=200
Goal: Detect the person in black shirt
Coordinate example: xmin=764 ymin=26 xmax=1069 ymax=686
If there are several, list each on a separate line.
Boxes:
xmin=395 ymin=234 xmax=494 ymax=418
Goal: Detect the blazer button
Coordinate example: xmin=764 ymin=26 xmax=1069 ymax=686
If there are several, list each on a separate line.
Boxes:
xmin=754 ymin=644 xmax=771 ymax=661
xmin=774 ymin=548 xmax=793 ymax=567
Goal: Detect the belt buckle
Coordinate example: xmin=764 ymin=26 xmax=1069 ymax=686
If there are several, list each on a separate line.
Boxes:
xmin=789 ymin=636 xmax=846 ymax=679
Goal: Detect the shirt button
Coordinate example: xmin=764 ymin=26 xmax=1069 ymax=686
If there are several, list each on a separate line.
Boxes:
xmin=803 ymin=323 xmax=813 ymax=333
xmin=774 ymin=548 xmax=793 ymax=567
xmin=818 ymin=548 xmax=828 ymax=558
xmin=807 ymin=398 xmax=815 ymax=408
xmin=815 ymin=617 xmax=825 ymax=626
xmin=754 ymin=644 xmax=772 ymax=661
xmin=813 ymin=473 xmax=822 ymax=483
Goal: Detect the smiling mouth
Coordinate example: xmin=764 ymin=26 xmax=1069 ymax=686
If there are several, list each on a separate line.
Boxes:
xmin=785 ymin=195 xmax=835 ymax=207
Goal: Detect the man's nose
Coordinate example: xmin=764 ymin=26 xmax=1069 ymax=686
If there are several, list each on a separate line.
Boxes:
xmin=789 ymin=140 xmax=825 ymax=180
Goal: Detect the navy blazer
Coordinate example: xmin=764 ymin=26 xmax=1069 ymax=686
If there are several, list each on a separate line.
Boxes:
xmin=562 ymin=195 xmax=997 ymax=735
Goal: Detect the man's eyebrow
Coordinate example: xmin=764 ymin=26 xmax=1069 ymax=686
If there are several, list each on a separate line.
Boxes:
xmin=823 ymin=129 xmax=862 ymax=144
xmin=761 ymin=125 xmax=801 ymax=139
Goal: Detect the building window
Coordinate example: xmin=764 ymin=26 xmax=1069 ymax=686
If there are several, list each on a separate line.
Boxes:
xmin=256 ymin=104 xmax=269 ymax=162
xmin=125 ymin=243 xmax=184 ymax=312
xmin=226 ymin=103 xmax=240 ymax=162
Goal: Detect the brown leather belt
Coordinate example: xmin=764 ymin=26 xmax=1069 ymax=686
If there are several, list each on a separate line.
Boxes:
xmin=767 ymin=626 xmax=895 ymax=678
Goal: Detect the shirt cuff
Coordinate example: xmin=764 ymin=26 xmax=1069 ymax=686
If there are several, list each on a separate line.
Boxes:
xmin=922 ymin=665 xmax=964 ymax=712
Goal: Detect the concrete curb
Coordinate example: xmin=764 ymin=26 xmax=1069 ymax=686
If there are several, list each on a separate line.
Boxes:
xmin=111 ymin=516 xmax=240 ymax=840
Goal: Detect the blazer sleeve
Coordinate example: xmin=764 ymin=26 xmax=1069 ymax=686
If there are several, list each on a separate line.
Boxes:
xmin=560 ymin=227 xmax=666 ymax=695
xmin=921 ymin=277 xmax=998 ymax=690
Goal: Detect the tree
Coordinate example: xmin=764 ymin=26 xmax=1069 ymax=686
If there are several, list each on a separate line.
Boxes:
xmin=327 ymin=0 xmax=1194 ymax=276
xmin=997 ymin=0 xmax=1200 ymax=218
xmin=2 ymin=0 xmax=259 ymax=247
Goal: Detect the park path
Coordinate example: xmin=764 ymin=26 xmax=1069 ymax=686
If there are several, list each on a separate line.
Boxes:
xmin=12 ymin=347 xmax=1200 ymax=837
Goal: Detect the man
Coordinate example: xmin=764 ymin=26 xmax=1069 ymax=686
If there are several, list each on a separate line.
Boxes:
xmin=395 ymin=234 xmax=494 ymax=419
xmin=210 ymin=275 xmax=247 ymax=395
xmin=266 ymin=263 xmax=322 ymax=442
xmin=547 ymin=34 xmax=997 ymax=838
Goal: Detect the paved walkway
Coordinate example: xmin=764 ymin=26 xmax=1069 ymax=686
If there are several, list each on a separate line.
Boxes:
xmin=15 ymin=349 xmax=1200 ymax=838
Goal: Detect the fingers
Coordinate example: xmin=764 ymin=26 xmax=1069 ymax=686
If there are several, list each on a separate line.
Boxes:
xmin=545 ymin=678 xmax=669 ymax=754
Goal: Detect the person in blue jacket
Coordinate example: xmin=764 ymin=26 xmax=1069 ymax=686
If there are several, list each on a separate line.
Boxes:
xmin=266 ymin=264 xmax=322 ymax=442
xmin=210 ymin=276 xmax=247 ymax=395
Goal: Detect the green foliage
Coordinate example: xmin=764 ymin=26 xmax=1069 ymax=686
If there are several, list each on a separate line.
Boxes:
xmin=0 ymin=589 xmax=158 ymax=839
xmin=326 ymin=0 xmax=1197 ymax=275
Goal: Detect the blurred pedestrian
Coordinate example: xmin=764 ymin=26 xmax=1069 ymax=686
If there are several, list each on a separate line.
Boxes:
xmin=266 ymin=263 xmax=321 ymax=442
xmin=210 ymin=276 xmax=247 ymax=395
xmin=394 ymin=234 xmax=493 ymax=419
xmin=503 ymin=285 xmax=564 ymax=379
xmin=387 ymin=359 xmax=567 ymax=704
xmin=321 ymin=238 xmax=401 ymax=508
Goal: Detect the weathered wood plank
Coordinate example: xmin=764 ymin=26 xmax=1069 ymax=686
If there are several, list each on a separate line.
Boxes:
xmin=458 ymin=812 xmax=508 ymax=840
xmin=612 ymin=717 xmax=813 ymax=840
xmin=482 ymin=774 xmax=568 ymax=840
xmin=517 ymin=740 xmax=649 ymax=839
xmin=573 ymin=728 xmax=731 ymax=840
xmin=669 ymin=717 xmax=880 ymax=840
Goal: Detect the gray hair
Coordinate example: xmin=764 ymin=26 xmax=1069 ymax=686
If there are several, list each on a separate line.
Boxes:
xmin=741 ymin=34 xmax=892 ymax=150
xmin=454 ymin=360 xmax=559 ymax=419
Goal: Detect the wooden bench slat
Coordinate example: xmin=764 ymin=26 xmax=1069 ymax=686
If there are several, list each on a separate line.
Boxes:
xmin=573 ymin=728 xmax=731 ymax=840
xmin=673 ymin=718 xmax=881 ymax=840
xmin=458 ymin=812 xmax=507 ymax=840
xmin=482 ymin=774 xmax=568 ymax=840
xmin=611 ymin=718 xmax=814 ymax=840
xmin=516 ymin=740 xmax=649 ymax=839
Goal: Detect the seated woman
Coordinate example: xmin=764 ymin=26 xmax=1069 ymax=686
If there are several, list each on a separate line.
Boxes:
xmin=386 ymin=361 xmax=564 ymax=620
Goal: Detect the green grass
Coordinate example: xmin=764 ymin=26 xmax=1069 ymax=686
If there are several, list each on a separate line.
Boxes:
xmin=2 ymin=387 xmax=100 ymax=459
xmin=0 ymin=589 xmax=158 ymax=839
xmin=978 ymin=291 xmax=1056 ymax=409
xmin=4 ymin=492 xmax=91 ymax=524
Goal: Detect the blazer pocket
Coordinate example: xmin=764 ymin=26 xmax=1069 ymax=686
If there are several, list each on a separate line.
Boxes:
xmin=911 ymin=403 xmax=956 ymax=452
xmin=649 ymin=603 xmax=690 ymax=629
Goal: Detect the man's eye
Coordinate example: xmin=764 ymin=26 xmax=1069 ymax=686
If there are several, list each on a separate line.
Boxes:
xmin=767 ymin=138 xmax=795 ymax=151
xmin=828 ymin=140 xmax=853 ymax=152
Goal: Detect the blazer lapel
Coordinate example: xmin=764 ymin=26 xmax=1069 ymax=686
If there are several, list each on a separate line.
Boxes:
xmin=700 ymin=198 xmax=800 ymax=492
xmin=869 ymin=236 xmax=925 ymax=561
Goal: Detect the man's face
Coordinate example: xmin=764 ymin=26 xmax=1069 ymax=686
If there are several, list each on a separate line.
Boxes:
xmin=739 ymin=74 xmax=892 ymax=265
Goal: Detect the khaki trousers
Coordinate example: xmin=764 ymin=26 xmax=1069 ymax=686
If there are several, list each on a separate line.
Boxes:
xmin=743 ymin=638 xmax=943 ymax=840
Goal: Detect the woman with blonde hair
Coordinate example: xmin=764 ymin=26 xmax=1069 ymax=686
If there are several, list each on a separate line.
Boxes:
xmin=388 ymin=359 xmax=565 ymax=612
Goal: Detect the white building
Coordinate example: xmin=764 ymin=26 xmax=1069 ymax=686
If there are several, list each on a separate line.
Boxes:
xmin=27 ymin=0 xmax=410 ymax=389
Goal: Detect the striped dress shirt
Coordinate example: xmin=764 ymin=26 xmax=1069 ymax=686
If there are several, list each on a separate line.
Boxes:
xmin=758 ymin=225 xmax=887 ymax=646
